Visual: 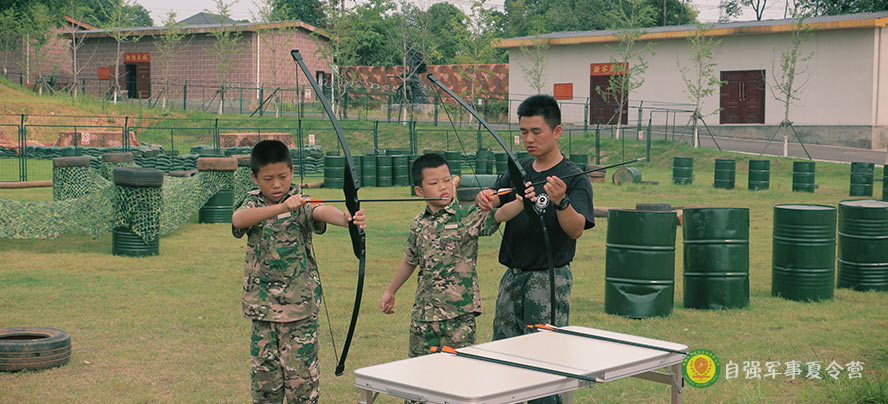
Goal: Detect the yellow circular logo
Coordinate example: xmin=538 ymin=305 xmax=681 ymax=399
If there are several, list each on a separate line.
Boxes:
xmin=682 ymin=349 xmax=720 ymax=388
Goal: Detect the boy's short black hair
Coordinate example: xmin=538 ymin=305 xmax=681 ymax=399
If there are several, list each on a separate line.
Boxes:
xmin=250 ymin=139 xmax=293 ymax=174
xmin=517 ymin=94 xmax=561 ymax=130
xmin=411 ymin=153 xmax=450 ymax=186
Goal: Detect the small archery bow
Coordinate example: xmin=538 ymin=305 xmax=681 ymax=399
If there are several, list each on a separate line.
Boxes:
xmin=291 ymin=50 xmax=364 ymax=376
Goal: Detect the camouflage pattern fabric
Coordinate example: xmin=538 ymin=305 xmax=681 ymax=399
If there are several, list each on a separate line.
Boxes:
xmin=492 ymin=265 xmax=572 ymax=340
xmin=404 ymin=201 xmax=499 ymax=322
xmin=53 ymin=166 xmax=94 ymax=201
xmin=99 ymin=161 xmax=135 ymax=181
xmin=408 ymin=313 xmax=476 ymax=358
xmin=114 ymin=184 xmax=162 ymax=243
xmin=250 ymin=318 xmax=320 ymax=404
xmin=492 ymin=265 xmax=572 ymax=404
xmin=159 ymin=171 xmax=232 ymax=236
xmin=234 ymin=166 xmax=257 ymax=205
xmin=233 ymin=186 xmax=326 ymax=322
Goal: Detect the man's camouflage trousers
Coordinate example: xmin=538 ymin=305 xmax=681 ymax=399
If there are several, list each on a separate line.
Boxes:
xmin=250 ymin=318 xmax=319 ymax=404
xmin=408 ymin=312 xmax=477 ymax=358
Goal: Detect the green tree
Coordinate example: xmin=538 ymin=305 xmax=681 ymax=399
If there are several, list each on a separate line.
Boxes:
xmin=454 ymin=1 xmax=502 ymax=118
xmin=0 ymin=8 xmax=20 ymax=75
xmin=81 ymin=0 xmax=153 ymax=27
xmin=18 ymin=2 xmax=59 ymax=90
xmin=61 ymin=0 xmax=97 ymax=97
xmin=253 ymin=0 xmax=293 ymax=116
xmin=722 ymin=0 xmax=769 ymax=21
xmin=678 ymin=22 xmax=724 ymax=148
xmin=770 ymin=15 xmax=814 ymax=157
xmin=272 ymin=0 xmax=324 ymax=27
xmin=517 ymin=21 xmax=549 ymax=95
xmin=154 ymin=11 xmax=185 ymax=109
xmin=206 ymin=0 xmax=244 ymax=114
xmin=100 ymin=0 xmax=144 ymax=104
xmin=795 ymin=0 xmax=888 ymax=15
xmin=425 ymin=2 xmax=469 ymax=64
xmin=602 ymin=0 xmax=656 ymax=138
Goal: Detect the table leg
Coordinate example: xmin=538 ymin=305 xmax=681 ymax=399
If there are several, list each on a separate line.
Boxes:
xmin=670 ymin=363 xmax=683 ymax=404
xmin=562 ymin=391 xmax=573 ymax=404
xmin=358 ymin=388 xmax=375 ymax=404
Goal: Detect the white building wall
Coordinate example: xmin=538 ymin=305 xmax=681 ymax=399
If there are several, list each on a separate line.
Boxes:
xmin=509 ymin=28 xmax=878 ymax=127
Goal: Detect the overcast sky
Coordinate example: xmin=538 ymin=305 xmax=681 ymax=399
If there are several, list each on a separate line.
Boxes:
xmin=137 ymin=0 xmax=790 ymax=27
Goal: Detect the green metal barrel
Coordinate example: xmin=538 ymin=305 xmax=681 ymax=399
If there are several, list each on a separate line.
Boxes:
xmin=458 ymin=174 xmax=500 ymax=189
xmin=475 ymin=150 xmax=492 ymax=174
xmin=408 ymin=155 xmax=419 ymax=196
xmin=516 ymin=151 xmax=531 ymax=160
xmin=748 ymin=160 xmax=770 ymax=191
xmin=792 ymin=161 xmax=816 ymax=192
xmin=112 ymin=227 xmax=159 ymax=257
xmin=444 ymin=151 xmax=462 ymax=176
xmin=605 ymin=209 xmax=677 ymax=318
xmin=772 ymin=204 xmax=836 ymax=301
xmin=883 ymin=166 xmax=888 ymax=201
xmin=323 ymin=155 xmax=345 ymax=189
xmin=392 ymin=155 xmax=410 ymax=186
xmin=683 ymin=208 xmax=750 ymax=309
xmin=198 ymin=189 xmax=234 ymax=223
xmin=612 ymin=167 xmax=642 ymax=185
xmin=569 ymin=153 xmax=589 ymax=170
xmin=714 ymin=159 xmax=736 ymax=189
xmin=837 ymin=199 xmax=888 ymax=291
xmin=849 ymin=162 xmax=874 ymax=197
xmin=353 ymin=155 xmax=362 ymax=188
xmin=672 ymin=156 xmax=693 ymax=185
xmin=376 ymin=155 xmax=393 ymax=187
xmin=494 ymin=152 xmax=508 ymax=174
xmin=361 ymin=155 xmax=377 ymax=187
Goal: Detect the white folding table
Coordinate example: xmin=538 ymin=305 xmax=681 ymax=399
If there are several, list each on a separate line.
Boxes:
xmin=354 ymin=325 xmax=687 ymax=404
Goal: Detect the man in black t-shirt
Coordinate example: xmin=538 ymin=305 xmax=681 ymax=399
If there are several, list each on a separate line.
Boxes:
xmin=475 ymin=95 xmax=594 ymax=404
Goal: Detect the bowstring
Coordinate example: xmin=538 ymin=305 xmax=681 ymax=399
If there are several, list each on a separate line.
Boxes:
xmin=309 ymin=228 xmax=341 ymax=365
xmin=431 ymin=86 xmax=522 ymax=270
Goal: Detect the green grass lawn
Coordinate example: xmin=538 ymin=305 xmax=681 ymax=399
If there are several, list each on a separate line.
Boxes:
xmin=1 ymin=141 xmax=887 ymax=403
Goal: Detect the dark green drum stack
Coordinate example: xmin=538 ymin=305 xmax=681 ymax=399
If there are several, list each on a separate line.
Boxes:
xmin=612 ymin=167 xmax=642 ymax=185
xmin=713 ymin=159 xmax=736 ymax=189
xmin=792 ymin=161 xmax=816 ymax=192
xmin=569 ymin=153 xmax=588 ymax=170
xmin=883 ymin=166 xmax=888 ymax=201
xmin=392 ymin=155 xmax=410 ymax=186
xmin=494 ymin=152 xmax=508 ymax=174
xmin=112 ymin=167 xmax=164 ymax=257
xmin=771 ymin=204 xmax=837 ymax=301
xmin=324 ymin=155 xmax=345 ymax=189
xmin=474 ymin=149 xmax=494 ymax=174
xmin=748 ymin=160 xmax=770 ymax=191
xmin=361 ymin=154 xmax=377 ymax=187
xmin=849 ymin=162 xmax=874 ymax=197
xmin=672 ymin=156 xmax=693 ymax=185
xmin=444 ymin=151 xmax=461 ymax=176
xmin=516 ymin=151 xmax=530 ymax=160
xmin=605 ymin=209 xmax=677 ymax=318
xmin=682 ymin=208 xmax=750 ymax=309
xmin=408 ymin=155 xmax=419 ymax=196
xmin=837 ymin=199 xmax=888 ymax=291
xmin=197 ymin=157 xmax=237 ymax=223
xmin=376 ymin=155 xmax=393 ymax=187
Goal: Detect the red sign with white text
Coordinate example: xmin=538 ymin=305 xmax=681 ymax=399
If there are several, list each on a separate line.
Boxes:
xmin=590 ymin=62 xmax=628 ymax=76
xmin=124 ymin=53 xmax=150 ymax=63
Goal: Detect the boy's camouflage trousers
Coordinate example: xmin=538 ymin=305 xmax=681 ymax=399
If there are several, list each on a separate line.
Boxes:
xmin=250 ymin=318 xmax=319 ymax=404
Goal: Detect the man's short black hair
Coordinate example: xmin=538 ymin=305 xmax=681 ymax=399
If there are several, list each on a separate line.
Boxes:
xmin=517 ymin=94 xmax=561 ymax=130
xmin=411 ymin=153 xmax=450 ymax=186
xmin=250 ymin=140 xmax=293 ymax=174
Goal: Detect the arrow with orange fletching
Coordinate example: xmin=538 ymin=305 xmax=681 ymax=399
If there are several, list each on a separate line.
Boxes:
xmin=527 ymin=324 xmax=688 ymax=356
xmin=304 ymin=197 xmax=449 ymax=205
xmin=430 ymin=346 xmax=601 ymax=382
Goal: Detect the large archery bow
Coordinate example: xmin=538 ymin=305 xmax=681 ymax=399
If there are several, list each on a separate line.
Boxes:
xmin=426 ymin=74 xmax=559 ymax=327
xmin=291 ymin=50 xmax=365 ymax=376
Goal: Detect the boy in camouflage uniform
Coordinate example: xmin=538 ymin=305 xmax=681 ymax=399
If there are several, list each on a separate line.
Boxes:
xmin=232 ymin=140 xmax=366 ymax=404
xmin=380 ymin=154 xmax=525 ymax=358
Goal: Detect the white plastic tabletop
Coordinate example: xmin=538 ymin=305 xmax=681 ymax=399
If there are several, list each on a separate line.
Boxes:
xmin=354 ymin=325 xmax=688 ymax=404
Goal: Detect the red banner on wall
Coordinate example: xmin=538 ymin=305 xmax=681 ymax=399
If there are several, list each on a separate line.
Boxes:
xmin=124 ymin=53 xmax=150 ymax=63
xmin=590 ymin=62 xmax=628 ymax=76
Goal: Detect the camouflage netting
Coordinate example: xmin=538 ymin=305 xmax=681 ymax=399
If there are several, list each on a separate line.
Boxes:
xmin=159 ymin=171 xmax=232 ymax=236
xmin=2 ymin=168 xmax=232 ymax=241
xmin=100 ymin=161 xmax=135 ymax=181
xmin=114 ymin=184 xmax=162 ymax=242
xmin=234 ymin=166 xmax=256 ymax=202
xmin=53 ymin=166 xmax=98 ymax=201
xmin=1 ymin=171 xmax=115 ymax=239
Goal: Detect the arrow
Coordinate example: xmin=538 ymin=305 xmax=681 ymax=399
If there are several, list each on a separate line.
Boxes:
xmin=490 ymin=158 xmax=645 ymax=197
xmin=527 ymin=325 xmax=688 ymax=356
xmin=430 ymin=346 xmax=601 ymax=383
xmin=305 ymin=197 xmax=448 ymax=205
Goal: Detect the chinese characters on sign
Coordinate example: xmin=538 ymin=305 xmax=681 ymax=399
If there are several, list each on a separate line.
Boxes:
xmin=123 ymin=53 xmax=151 ymax=63
xmin=724 ymin=360 xmax=864 ymax=380
xmin=589 ymin=62 xmax=628 ymax=76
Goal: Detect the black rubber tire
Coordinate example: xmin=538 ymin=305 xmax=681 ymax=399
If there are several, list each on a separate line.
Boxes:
xmin=635 ymin=202 xmax=672 ymax=211
xmin=52 ymin=156 xmax=91 ymax=167
xmin=113 ymin=167 xmax=164 ymax=187
xmin=233 ymin=154 xmax=251 ymax=167
xmin=0 ymin=327 xmax=71 ymax=372
xmin=101 ymin=152 xmax=134 ymax=163
xmin=197 ymin=157 xmax=238 ymax=171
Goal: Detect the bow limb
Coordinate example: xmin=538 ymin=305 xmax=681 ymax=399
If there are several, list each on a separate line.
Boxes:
xmin=291 ymin=50 xmax=365 ymax=376
xmin=426 ymin=73 xmax=558 ymax=326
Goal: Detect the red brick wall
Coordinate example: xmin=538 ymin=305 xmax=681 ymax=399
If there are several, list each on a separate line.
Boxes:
xmin=0 ymin=24 xmax=74 ymax=83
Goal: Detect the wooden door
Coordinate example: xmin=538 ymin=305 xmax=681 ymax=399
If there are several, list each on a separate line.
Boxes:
xmin=720 ymin=70 xmax=765 ymax=124
xmin=136 ymin=63 xmax=151 ymax=99
xmin=589 ymin=76 xmax=627 ymax=125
